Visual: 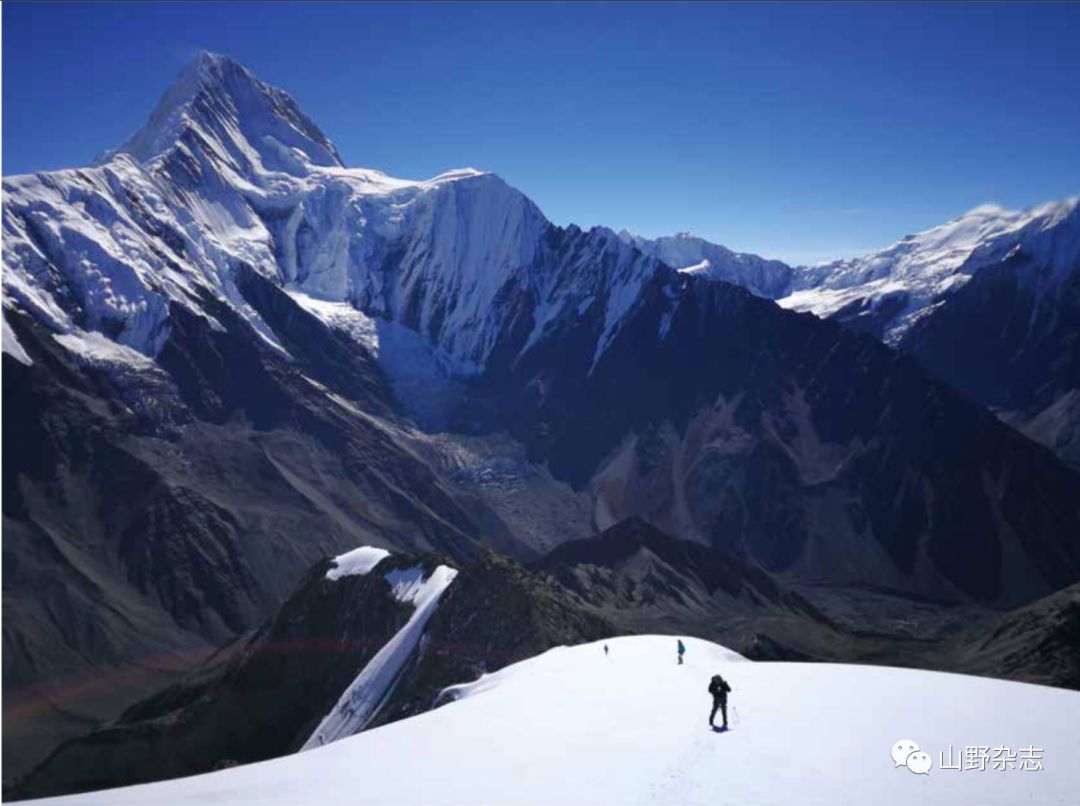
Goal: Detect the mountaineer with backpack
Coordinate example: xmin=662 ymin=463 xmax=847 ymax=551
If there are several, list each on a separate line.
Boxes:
xmin=708 ymin=674 xmax=732 ymax=730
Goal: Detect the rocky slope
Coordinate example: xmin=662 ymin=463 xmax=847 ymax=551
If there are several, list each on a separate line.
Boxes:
xmin=2 ymin=284 xmax=521 ymax=784
xmin=537 ymin=520 xmax=1080 ymax=691
xmin=18 ymin=518 xmax=1080 ymax=800
xmin=637 ymin=201 xmax=1080 ymax=467
xmin=12 ymin=547 xmax=617 ymax=800
xmin=534 ymin=517 xmax=832 ymax=659
xmin=494 ymin=268 xmax=1080 ymax=605
xmin=950 ymin=581 xmax=1080 ymax=689
xmin=900 ymin=209 xmax=1080 ymax=468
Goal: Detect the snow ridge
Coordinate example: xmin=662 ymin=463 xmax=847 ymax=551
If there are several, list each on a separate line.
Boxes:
xmin=778 ymin=198 xmax=1080 ymax=342
xmin=622 ymin=230 xmax=794 ymax=299
xmin=111 ymin=51 xmax=342 ymax=174
xmin=37 ymin=635 xmax=1080 ymax=806
xmin=6 ymin=50 xmax=1076 ymax=399
xmin=302 ymin=563 xmax=458 ymax=749
xmin=631 ymin=199 xmax=1079 ymax=345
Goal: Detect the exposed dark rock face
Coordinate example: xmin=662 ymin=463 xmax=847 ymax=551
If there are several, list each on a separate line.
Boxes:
xmin=496 ymin=275 xmax=1080 ymax=606
xmin=675 ymin=201 xmax=1080 ymax=473
xmin=12 ymin=548 xmax=617 ymax=799
xmin=535 ymin=517 xmax=821 ymax=620
xmin=2 ymin=301 xmax=516 ymax=784
xmin=12 ymin=518 xmax=1080 ymax=800
xmin=531 ymin=517 xmax=839 ymax=662
xmin=903 ymin=239 xmax=1080 ymax=470
xmin=949 ymin=583 xmax=1080 ymax=690
xmin=826 ymin=290 xmax=910 ymax=340
xmin=737 ymin=633 xmax=819 ymax=662
xmin=12 ymin=551 xmax=431 ymax=799
xmin=376 ymin=551 xmax=618 ymax=725
xmin=535 ymin=519 xmax=1080 ymax=690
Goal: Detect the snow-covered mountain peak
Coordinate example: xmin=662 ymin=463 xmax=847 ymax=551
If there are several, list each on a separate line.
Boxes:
xmin=964 ymin=202 xmax=1010 ymax=218
xmin=8 ymin=52 xmax=640 ymax=376
xmin=617 ymin=196 xmax=1076 ymax=348
xmin=779 ymin=197 xmax=1080 ymax=342
xmin=426 ymin=167 xmax=488 ymax=183
xmin=887 ymin=199 xmax=1068 ymax=276
xmin=625 ymin=230 xmax=794 ymax=298
xmin=111 ymin=50 xmax=342 ymax=178
xmin=14 ymin=50 xmax=1074 ymax=405
xmin=7 ymin=50 xmax=691 ymax=379
xmin=188 ymin=49 xmax=245 ymax=80
xmin=798 ymin=201 xmax=1068 ymax=288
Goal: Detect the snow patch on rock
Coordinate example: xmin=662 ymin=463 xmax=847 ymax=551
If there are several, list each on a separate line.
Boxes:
xmin=2 ymin=308 xmax=33 ymax=366
xmin=53 ymin=330 xmax=160 ymax=370
xmin=325 ymin=546 xmax=391 ymax=581
xmin=302 ymin=563 xmax=458 ymax=748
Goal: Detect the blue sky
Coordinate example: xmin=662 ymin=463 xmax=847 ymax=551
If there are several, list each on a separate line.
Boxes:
xmin=4 ymin=2 xmax=1079 ymax=264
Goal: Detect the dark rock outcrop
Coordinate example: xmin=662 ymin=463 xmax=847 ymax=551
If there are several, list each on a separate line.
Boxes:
xmin=12 ymin=548 xmax=617 ymax=799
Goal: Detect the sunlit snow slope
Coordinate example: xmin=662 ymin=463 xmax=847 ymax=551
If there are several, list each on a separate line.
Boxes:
xmin=778 ymin=199 xmax=1079 ymax=343
xmin=26 ymin=636 xmax=1080 ymax=806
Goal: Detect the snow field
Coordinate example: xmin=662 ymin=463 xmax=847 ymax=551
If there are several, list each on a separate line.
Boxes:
xmin=27 ymin=635 xmax=1080 ymax=805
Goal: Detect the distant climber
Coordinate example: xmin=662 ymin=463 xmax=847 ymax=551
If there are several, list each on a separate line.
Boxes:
xmin=708 ymin=674 xmax=732 ymax=730
xmin=604 ymin=644 xmax=609 ymax=656
xmin=677 ymin=639 xmax=686 ymax=665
